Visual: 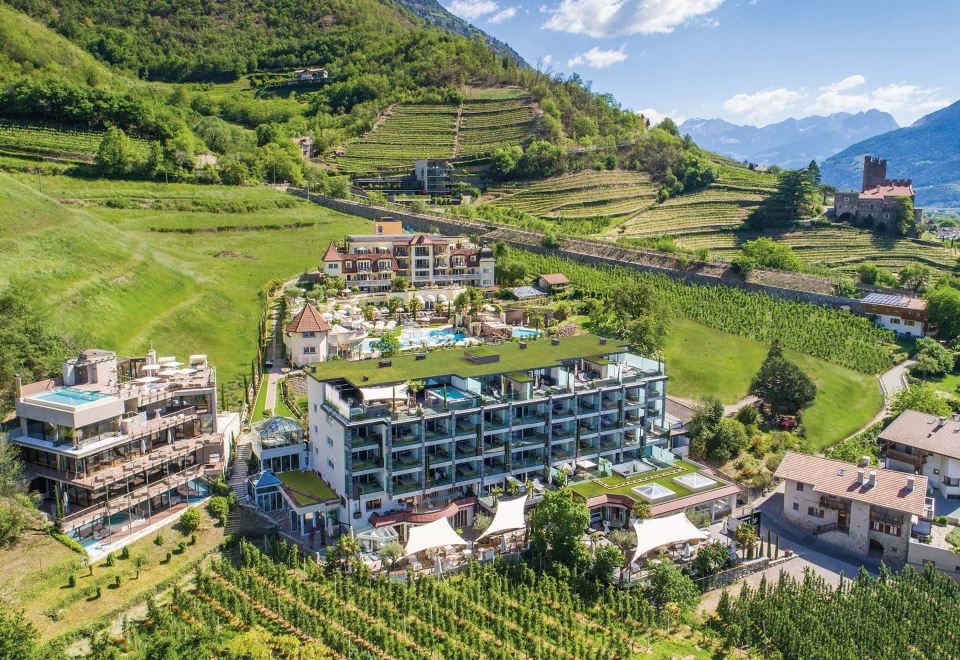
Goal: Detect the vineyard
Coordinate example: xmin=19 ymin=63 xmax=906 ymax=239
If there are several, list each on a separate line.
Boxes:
xmin=0 ymin=122 xmax=151 ymax=162
xmin=482 ymin=170 xmax=659 ymax=231
xmin=128 ymin=541 xmax=703 ymax=658
xmin=714 ymin=566 xmax=960 ymax=659
xmin=674 ymin=224 xmax=960 ymax=276
xmin=612 ymin=166 xmax=778 ymax=239
xmin=503 ymin=248 xmax=897 ymax=373
xmin=334 ymin=90 xmax=538 ymax=174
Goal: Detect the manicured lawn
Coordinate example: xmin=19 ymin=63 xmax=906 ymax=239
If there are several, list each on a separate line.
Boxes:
xmin=665 ymin=318 xmax=882 ymax=449
xmin=251 ymin=379 xmax=268 ymax=422
xmin=277 ymin=471 xmax=336 ymax=504
xmin=568 ymin=459 xmax=712 ymax=502
xmin=317 ymin=332 xmax=624 ymax=386
xmin=0 ymin=508 xmax=225 ymax=642
xmin=274 ymin=379 xmax=295 ymax=418
xmin=920 ymin=372 xmax=960 ymax=397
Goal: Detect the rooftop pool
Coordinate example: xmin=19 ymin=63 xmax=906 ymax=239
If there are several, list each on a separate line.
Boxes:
xmin=30 ymin=387 xmax=112 ymax=406
xmin=511 ymin=327 xmax=540 ymax=339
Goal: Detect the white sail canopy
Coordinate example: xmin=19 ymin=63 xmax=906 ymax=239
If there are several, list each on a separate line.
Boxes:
xmin=360 ymin=384 xmax=408 ymax=402
xmin=405 ymin=517 xmax=468 ymax=557
xmin=631 ymin=512 xmax=707 ymax=564
xmin=477 ymin=495 xmax=527 ymax=541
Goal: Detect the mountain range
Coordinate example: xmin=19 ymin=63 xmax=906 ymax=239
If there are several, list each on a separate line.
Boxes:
xmin=679 ymin=111 xmax=899 ymax=169
xmin=394 ymin=0 xmax=526 ymax=64
xmin=821 ymin=99 xmax=960 ymax=208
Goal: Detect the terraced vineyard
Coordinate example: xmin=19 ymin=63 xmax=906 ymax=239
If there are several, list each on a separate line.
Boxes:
xmin=458 ymin=97 xmax=537 ymax=157
xmin=335 ymin=104 xmax=459 ymax=174
xmin=613 ymin=166 xmax=778 ymax=238
xmin=0 ymin=122 xmax=152 ymax=162
xmin=132 ymin=541 xmax=703 ymax=658
xmin=482 ymin=170 xmax=659 ymax=229
xmin=674 ymin=224 xmax=960 ymax=275
xmin=334 ymin=89 xmax=538 ymax=174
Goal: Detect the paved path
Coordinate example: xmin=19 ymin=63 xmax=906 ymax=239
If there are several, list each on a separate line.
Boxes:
xmin=668 ymin=394 xmax=758 ymax=417
xmin=880 ymin=358 xmax=914 ymax=398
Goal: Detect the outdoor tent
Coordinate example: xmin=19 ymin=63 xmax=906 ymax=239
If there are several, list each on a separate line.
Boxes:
xmin=404 ymin=517 xmax=467 ymax=557
xmin=476 ymin=495 xmax=527 ymax=541
xmin=631 ymin=512 xmax=707 ymax=564
xmin=360 ymin=384 xmax=408 ymax=402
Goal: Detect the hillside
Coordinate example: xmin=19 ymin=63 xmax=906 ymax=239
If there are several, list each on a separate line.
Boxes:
xmin=394 ymin=0 xmax=526 ymax=64
xmin=680 ymin=110 xmax=899 ymax=169
xmin=821 ymin=99 xmax=960 ymax=208
xmin=0 ymin=171 xmax=367 ymax=396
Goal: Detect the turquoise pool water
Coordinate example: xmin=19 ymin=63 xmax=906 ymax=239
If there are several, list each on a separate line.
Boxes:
xmin=363 ymin=326 xmax=467 ymax=353
xmin=511 ymin=327 xmax=540 ymax=339
xmin=429 ymin=387 xmax=471 ymax=401
xmin=32 ymin=387 xmax=112 ymax=406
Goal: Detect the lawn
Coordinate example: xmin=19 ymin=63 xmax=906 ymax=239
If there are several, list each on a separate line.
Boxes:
xmin=274 ymin=379 xmax=295 ymax=418
xmin=250 ymin=379 xmax=268 ymax=422
xmin=0 ymin=173 xmax=369 ymax=395
xmin=665 ymin=318 xmax=883 ymax=449
xmin=276 ymin=471 xmax=337 ymax=505
xmin=0 ymin=508 xmax=225 ymax=642
xmin=919 ymin=372 xmax=960 ymax=397
xmin=568 ymin=459 xmax=713 ymax=502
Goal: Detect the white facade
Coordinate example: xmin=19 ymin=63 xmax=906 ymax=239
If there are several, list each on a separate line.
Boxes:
xmin=888 ymin=452 xmax=960 ymax=500
xmin=284 ymin=330 xmax=329 ymax=367
xmin=874 ymin=313 xmax=925 ymax=338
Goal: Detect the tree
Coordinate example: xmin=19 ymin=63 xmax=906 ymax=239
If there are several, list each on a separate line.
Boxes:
xmin=133 ymin=554 xmax=148 ymax=579
xmin=889 ymin=383 xmax=952 ymax=418
xmin=407 ymin=296 xmax=423 ymax=317
xmin=529 ymin=487 xmax=590 ymax=570
xmin=490 ymin=145 xmax=522 ymax=179
xmin=739 ymin=237 xmax=804 ymax=273
xmin=891 ymin=196 xmax=916 ymax=236
xmin=689 ymin=395 xmax=723 ymax=458
xmin=96 ymin=126 xmax=137 ymax=174
xmin=734 ymin=523 xmax=758 ymax=557
xmin=178 ymin=507 xmax=202 ymax=534
xmin=390 ymin=276 xmax=409 ymax=292
xmin=749 ymin=343 xmax=816 ymax=415
xmin=495 ymin=260 xmax=528 ymax=287
xmin=472 ymin=512 xmax=492 ymax=536
xmin=373 ymin=330 xmax=401 ymax=357
xmin=387 ymin=297 xmax=403 ymax=319
xmin=926 ymin=285 xmax=960 ymax=340
xmin=589 ymin=281 xmax=671 ymax=356
xmin=590 ymin=544 xmax=624 ymax=584
xmin=747 ymin=169 xmax=818 ymax=229
xmin=806 ymin=160 xmax=822 ymax=187
xmin=631 ymin=500 xmax=651 ymax=521
xmin=0 ymin=607 xmax=37 ymax=659
xmin=646 ymin=557 xmax=699 ymax=608
xmin=692 ymin=541 xmax=732 ymax=578
xmin=708 ymin=419 xmax=750 ymax=462
xmin=608 ymin=528 xmax=635 ymax=560
xmin=380 ymin=541 xmax=403 ymax=570
xmin=898 ymin=264 xmax=931 ymax=293
xmin=910 ymin=337 xmax=954 ymax=377
xmin=326 ymin=534 xmax=361 ymax=572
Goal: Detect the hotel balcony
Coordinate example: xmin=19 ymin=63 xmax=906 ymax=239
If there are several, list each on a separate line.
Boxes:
xmin=353 ymin=479 xmax=385 ymax=496
xmin=393 ymin=479 xmax=422 ymax=496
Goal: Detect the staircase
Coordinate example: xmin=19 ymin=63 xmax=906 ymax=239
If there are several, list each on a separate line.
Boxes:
xmin=230 ymin=437 xmax=253 ymax=503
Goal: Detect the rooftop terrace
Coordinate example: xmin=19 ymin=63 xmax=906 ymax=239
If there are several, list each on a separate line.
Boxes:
xmin=309 ymin=334 xmax=633 ymax=387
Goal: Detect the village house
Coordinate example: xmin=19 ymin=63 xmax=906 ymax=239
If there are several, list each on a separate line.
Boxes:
xmin=860 ymin=292 xmax=928 ymax=337
xmin=536 ymin=273 xmax=571 ymax=294
xmin=293 ymin=67 xmax=328 ymax=83
xmin=774 ymin=452 xmax=932 ymax=564
xmin=283 ymin=302 xmax=332 ymax=366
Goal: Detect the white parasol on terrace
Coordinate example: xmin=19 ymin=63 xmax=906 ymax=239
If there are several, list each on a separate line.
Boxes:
xmin=404 ymin=517 xmax=467 ymax=557
xmin=476 ymin=495 xmax=527 ymax=541
xmin=630 ymin=513 xmax=708 ymax=564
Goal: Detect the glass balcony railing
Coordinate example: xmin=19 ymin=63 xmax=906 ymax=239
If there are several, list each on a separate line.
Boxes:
xmin=392 ymin=454 xmax=421 ymax=469
xmin=455 ymin=466 xmax=480 ymax=480
xmin=392 ymin=433 xmax=421 ymax=447
xmin=353 ymin=481 xmax=384 ymax=496
xmin=512 ymin=457 xmax=544 ymax=471
xmin=393 ymin=481 xmax=422 ymax=495
xmin=351 ymin=458 xmax=381 ymax=471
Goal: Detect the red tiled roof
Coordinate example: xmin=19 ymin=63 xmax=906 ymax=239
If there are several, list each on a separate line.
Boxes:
xmin=774 ymin=451 xmax=928 ymax=517
xmin=369 ymin=497 xmax=476 ymax=527
xmin=860 ymin=183 xmax=914 ymax=199
xmin=323 ymin=243 xmax=343 ymax=262
xmin=539 ymin=273 xmax=570 ymax=286
xmin=879 ymin=409 xmax=960 ymax=461
xmin=287 ymin=303 xmax=332 ymax=334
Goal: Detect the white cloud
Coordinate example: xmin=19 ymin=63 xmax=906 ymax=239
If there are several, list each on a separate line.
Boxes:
xmin=449 ymin=0 xmax=499 ymax=19
xmin=567 ymin=46 xmax=629 ymax=69
xmin=489 ymin=6 xmax=518 ymax=23
xmin=543 ymin=0 xmax=725 ymax=38
xmin=722 ymin=87 xmax=806 ymax=122
xmin=720 ymin=75 xmax=951 ymax=125
xmin=636 ymin=108 xmax=684 ymax=125
xmin=539 ymin=54 xmax=555 ymax=68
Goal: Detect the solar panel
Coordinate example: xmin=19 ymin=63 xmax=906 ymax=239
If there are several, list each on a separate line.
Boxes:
xmin=862 ymin=293 xmax=909 ymax=307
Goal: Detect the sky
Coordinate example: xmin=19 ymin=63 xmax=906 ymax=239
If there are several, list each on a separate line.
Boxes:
xmin=441 ymin=0 xmax=960 ymax=127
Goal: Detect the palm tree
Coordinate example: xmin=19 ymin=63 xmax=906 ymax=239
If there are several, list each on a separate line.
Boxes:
xmin=406 ymin=379 xmax=425 ymax=407
xmin=490 ymin=485 xmax=503 ymax=503
xmin=408 ymin=296 xmax=423 ymax=318
xmin=387 ymin=297 xmax=403 ymax=320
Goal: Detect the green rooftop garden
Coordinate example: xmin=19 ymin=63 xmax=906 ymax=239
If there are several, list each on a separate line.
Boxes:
xmin=277 ymin=471 xmax=337 ymax=506
xmin=569 ymin=459 xmax=724 ymax=503
xmin=311 ymin=334 xmax=627 ymax=387
xmin=505 ymin=371 xmax=534 ymax=383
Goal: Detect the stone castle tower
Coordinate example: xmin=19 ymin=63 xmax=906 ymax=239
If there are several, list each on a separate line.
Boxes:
xmin=861 ymin=156 xmax=887 ymax=192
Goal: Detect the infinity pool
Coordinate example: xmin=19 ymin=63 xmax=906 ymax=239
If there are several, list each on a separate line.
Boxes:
xmin=31 ymin=387 xmax=112 ymax=406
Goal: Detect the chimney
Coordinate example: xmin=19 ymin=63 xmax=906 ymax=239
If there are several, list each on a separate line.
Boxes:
xmin=936 ymin=417 xmax=948 ymax=430
xmin=859 ymin=456 xmax=871 ymax=467
xmin=857 ymin=468 xmax=865 ymax=484
xmin=907 ymin=475 xmax=916 ymax=491
xmin=868 ymin=470 xmax=877 ymax=487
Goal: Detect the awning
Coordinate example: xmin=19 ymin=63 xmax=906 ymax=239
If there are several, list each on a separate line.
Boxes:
xmin=360 ymin=384 xmax=408 ymax=402
xmin=404 ymin=517 xmax=467 ymax=556
xmin=477 ymin=495 xmax=527 ymax=541
xmin=577 ymin=458 xmax=597 ymax=470
xmin=631 ymin=512 xmax=708 ymax=564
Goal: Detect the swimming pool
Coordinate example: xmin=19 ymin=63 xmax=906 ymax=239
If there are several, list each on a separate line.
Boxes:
xmin=511 ymin=327 xmax=540 ymax=339
xmin=363 ymin=326 xmax=468 ymax=353
xmin=31 ymin=387 xmax=112 ymax=406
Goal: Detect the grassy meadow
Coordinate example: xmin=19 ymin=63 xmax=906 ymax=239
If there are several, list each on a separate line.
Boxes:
xmin=0 ymin=173 xmax=368 ymax=394
xmin=665 ymin=318 xmax=883 ymax=449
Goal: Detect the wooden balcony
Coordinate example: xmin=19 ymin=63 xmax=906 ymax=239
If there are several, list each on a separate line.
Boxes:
xmin=885 ymin=447 xmax=923 ymax=469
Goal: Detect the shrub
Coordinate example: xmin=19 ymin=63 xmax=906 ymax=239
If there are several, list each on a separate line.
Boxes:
xmin=208 ymin=496 xmax=231 ymax=525
xmin=95 ymin=586 xmax=102 ymax=599
xmin=165 ymin=552 xmax=173 ymax=563
xmin=190 ymin=533 xmax=197 ymax=546
xmin=114 ymin=575 xmax=122 ymax=588
xmin=154 ymin=532 xmax=165 ymax=546
xmin=179 ymin=508 xmax=203 ymax=535
xmin=119 ymin=546 xmax=130 ymax=560
xmin=67 ymin=575 xmax=76 ymax=589
xmin=105 ymin=552 xmax=116 ymax=567
xmin=175 ymin=541 xmax=187 ymax=555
